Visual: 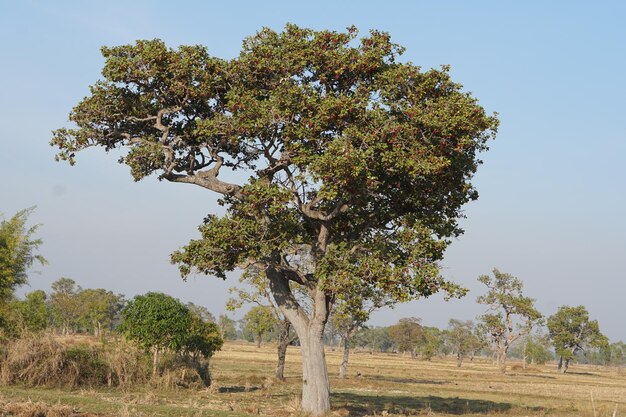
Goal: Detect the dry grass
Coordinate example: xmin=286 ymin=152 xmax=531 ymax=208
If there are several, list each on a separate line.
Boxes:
xmin=1 ymin=339 xmax=626 ymax=416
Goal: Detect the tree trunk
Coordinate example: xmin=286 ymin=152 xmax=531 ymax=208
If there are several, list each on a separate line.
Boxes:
xmin=557 ymin=355 xmax=563 ymax=371
xmin=498 ymin=348 xmax=508 ymax=373
xmin=275 ymin=319 xmax=290 ymax=380
xmin=299 ymin=325 xmax=331 ymax=414
xmin=266 ymin=267 xmax=332 ymax=416
xmin=561 ymin=358 xmax=570 ymax=373
xmin=456 ymin=352 xmax=463 ymax=367
xmin=256 ymin=334 xmax=262 ymax=348
xmin=339 ymin=336 xmax=349 ymax=378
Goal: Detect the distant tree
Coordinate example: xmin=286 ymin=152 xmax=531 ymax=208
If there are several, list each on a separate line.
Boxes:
xmin=77 ymin=288 xmax=125 ymax=336
xmin=227 ymin=268 xmax=298 ymax=380
xmin=547 ymin=305 xmax=607 ymax=373
xmin=185 ymin=302 xmax=216 ymax=323
xmin=389 ymin=318 xmax=423 ymax=358
xmin=415 ymin=326 xmax=443 ymax=360
xmin=477 ymin=269 xmax=543 ymax=373
xmin=49 ymin=277 xmax=81 ymax=335
xmin=119 ymin=292 xmax=192 ymax=377
xmin=242 ymin=305 xmax=277 ymax=347
xmin=445 ymin=319 xmax=481 ymax=367
xmin=0 ymin=207 xmax=46 ymax=330
xmin=353 ymin=326 xmax=393 ymax=353
xmin=217 ymin=314 xmax=238 ymax=340
xmin=522 ymin=333 xmax=552 ymax=366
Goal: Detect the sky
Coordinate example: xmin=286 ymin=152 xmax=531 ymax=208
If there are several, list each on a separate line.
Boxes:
xmin=1 ymin=1 xmax=625 ymax=341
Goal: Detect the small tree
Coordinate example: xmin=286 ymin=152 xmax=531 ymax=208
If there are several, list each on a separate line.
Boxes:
xmin=0 ymin=207 xmax=46 ymax=332
xmin=547 ymin=305 xmax=607 ymax=373
xmin=242 ymin=305 xmax=277 ymax=347
xmin=217 ymin=314 xmax=238 ymax=340
xmin=49 ymin=277 xmax=81 ymax=335
xmin=389 ymin=317 xmax=423 ymax=358
xmin=181 ymin=314 xmax=223 ymax=385
xmin=477 ymin=269 xmax=542 ymax=373
xmin=445 ymin=319 xmax=481 ymax=367
xmin=119 ymin=292 xmax=192 ymax=377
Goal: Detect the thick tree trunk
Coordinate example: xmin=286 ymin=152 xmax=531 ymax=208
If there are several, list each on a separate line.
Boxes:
xmin=256 ymin=334 xmax=262 ymax=348
xmin=275 ymin=319 xmax=291 ymax=380
xmin=266 ymin=267 xmax=332 ymax=416
xmin=561 ymin=358 xmax=570 ymax=373
xmin=299 ymin=325 xmax=331 ymax=414
xmin=339 ymin=336 xmax=349 ymax=378
xmin=456 ymin=352 xmax=463 ymax=367
xmin=557 ymin=356 xmax=563 ymax=371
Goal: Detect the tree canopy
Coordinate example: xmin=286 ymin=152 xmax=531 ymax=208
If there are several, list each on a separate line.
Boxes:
xmin=52 ymin=25 xmax=497 ymax=415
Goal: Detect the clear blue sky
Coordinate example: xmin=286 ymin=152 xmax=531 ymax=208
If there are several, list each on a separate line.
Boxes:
xmin=1 ymin=1 xmax=625 ymax=341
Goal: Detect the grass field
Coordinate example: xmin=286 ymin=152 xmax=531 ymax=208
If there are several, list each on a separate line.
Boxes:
xmin=1 ymin=340 xmax=625 ymax=416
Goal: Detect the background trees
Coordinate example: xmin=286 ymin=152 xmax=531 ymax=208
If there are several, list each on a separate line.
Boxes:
xmin=547 ymin=305 xmax=607 ymax=373
xmin=477 ymin=269 xmax=542 ymax=373
xmin=52 ymin=24 xmax=497 ymax=415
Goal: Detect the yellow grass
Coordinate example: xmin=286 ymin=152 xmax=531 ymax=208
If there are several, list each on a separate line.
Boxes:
xmin=1 ymin=339 xmax=625 ymax=416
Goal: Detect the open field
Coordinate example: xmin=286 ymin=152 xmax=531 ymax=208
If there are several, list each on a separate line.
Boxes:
xmin=1 ymin=340 xmax=625 ymax=416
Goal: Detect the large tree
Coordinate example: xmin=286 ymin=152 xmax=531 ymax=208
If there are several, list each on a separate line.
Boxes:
xmin=477 ymin=269 xmax=542 ymax=373
xmin=51 ymin=26 xmax=497 ymax=415
xmin=547 ymin=305 xmax=607 ymax=373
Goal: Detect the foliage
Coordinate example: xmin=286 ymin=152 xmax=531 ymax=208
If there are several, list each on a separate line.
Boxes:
xmin=9 ymin=290 xmax=50 ymax=334
xmin=547 ymin=305 xmax=607 ymax=363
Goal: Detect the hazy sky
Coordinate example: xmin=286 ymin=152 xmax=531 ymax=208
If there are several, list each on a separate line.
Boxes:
xmin=1 ymin=1 xmax=625 ymax=341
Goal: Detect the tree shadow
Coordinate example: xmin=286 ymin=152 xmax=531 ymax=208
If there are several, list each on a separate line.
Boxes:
xmin=333 ymin=392 xmax=517 ymax=416
xmin=365 ymin=375 xmax=450 ymax=385
xmin=217 ymin=385 xmax=261 ymax=393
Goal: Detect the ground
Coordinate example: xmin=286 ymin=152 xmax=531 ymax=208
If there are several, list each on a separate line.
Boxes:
xmin=1 ymin=340 xmax=624 ymax=416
